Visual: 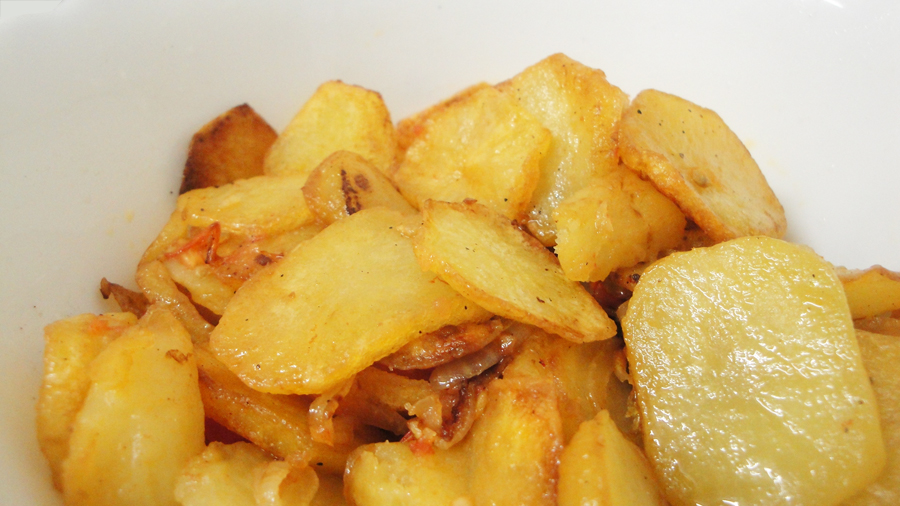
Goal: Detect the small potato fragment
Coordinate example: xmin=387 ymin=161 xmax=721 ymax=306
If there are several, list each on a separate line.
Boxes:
xmin=210 ymin=208 xmax=490 ymax=395
xmin=497 ymin=53 xmax=629 ymax=246
xmin=623 ymin=236 xmax=884 ymax=506
xmin=558 ymin=411 xmax=667 ymax=506
xmin=391 ymin=83 xmax=550 ymax=219
xmin=844 ymin=330 xmax=900 ymax=505
xmin=99 ymin=278 xmax=150 ymax=317
xmin=174 ymin=442 xmax=320 ymax=506
xmin=36 ymin=312 xmax=137 ymax=488
xmin=302 ymin=150 xmax=416 ymax=225
xmin=264 ymin=81 xmax=398 ymax=177
xmin=178 ymin=174 xmax=315 ymax=237
xmin=414 ymin=199 xmax=616 ymax=343
xmin=837 ymin=265 xmax=900 ymax=320
xmin=553 ymin=164 xmax=686 ymax=282
xmin=180 ymin=104 xmax=277 ymax=194
xmin=62 ymin=306 xmax=206 ymax=506
xmin=619 ymin=89 xmax=786 ymax=242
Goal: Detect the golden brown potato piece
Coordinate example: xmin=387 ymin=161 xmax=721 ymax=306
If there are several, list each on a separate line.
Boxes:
xmin=302 ymin=150 xmax=416 ymax=225
xmin=414 ymin=199 xmax=616 ymax=343
xmin=62 ymin=306 xmax=206 ymax=506
xmin=36 ymin=312 xmax=137 ymax=489
xmin=623 ymin=237 xmax=884 ymax=506
xmin=378 ymin=319 xmax=506 ymax=371
xmin=619 ymin=89 xmax=786 ymax=242
xmin=345 ymin=342 xmax=564 ymax=506
xmin=558 ymin=411 xmax=667 ymax=506
xmin=174 ymin=441 xmax=320 ymax=506
xmin=99 ymin=278 xmax=150 ymax=317
xmin=264 ymin=81 xmax=398 ymax=177
xmin=843 ymin=330 xmax=900 ymax=505
xmin=837 ymin=265 xmax=900 ymax=320
xmin=195 ymin=345 xmax=377 ymax=476
xmin=553 ymin=164 xmax=686 ymax=282
xmin=855 ymin=313 xmax=900 ymax=337
xmin=210 ymin=208 xmax=489 ymax=395
xmin=391 ymin=83 xmax=550 ymax=219
xmin=497 ymin=53 xmax=629 ymax=246
xmin=180 ymin=104 xmax=277 ymax=194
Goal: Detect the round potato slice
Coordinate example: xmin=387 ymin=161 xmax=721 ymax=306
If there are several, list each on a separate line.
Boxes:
xmin=619 ymin=89 xmax=786 ymax=242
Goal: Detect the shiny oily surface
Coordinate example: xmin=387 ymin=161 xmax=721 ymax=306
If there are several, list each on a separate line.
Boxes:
xmin=623 ymin=236 xmax=884 ymax=506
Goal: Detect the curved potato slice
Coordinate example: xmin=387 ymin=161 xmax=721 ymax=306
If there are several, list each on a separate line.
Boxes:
xmin=837 ymin=265 xmax=900 ymax=320
xmin=619 ymin=89 xmax=786 ymax=242
xmin=391 ymin=83 xmax=549 ymax=219
xmin=210 ymin=208 xmax=489 ymax=395
xmin=264 ymin=80 xmax=398 ymax=177
xmin=414 ymin=200 xmax=616 ymax=343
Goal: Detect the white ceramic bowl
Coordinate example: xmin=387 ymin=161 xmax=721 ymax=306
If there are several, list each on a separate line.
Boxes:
xmin=2 ymin=1 xmax=898 ymax=503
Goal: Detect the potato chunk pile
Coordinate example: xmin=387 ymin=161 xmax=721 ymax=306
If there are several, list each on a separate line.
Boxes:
xmin=37 ymin=53 xmax=899 ymax=506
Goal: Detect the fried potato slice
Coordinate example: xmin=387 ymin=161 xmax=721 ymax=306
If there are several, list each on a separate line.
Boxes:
xmin=180 ymin=104 xmax=276 ymax=194
xmin=497 ymin=53 xmax=629 ymax=245
xmin=210 ymin=208 xmax=490 ymax=395
xmin=837 ymin=265 xmax=900 ymax=320
xmin=414 ymin=200 xmax=616 ymax=343
xmin=844 ymin=330 xmax=900 ymax=506
xmin=136 ymin=260 xmax=214 ymax=344
xmin=62 ymin=306 xmax=206 ymax=506
xmin=558 ymin=411 xmax=667 ymax=506
xmin=195 ymin=346 xmax=375 ymax=476
xmin=855 ymin=314 xmax=900 ymax=337
xmin=345 ymin=343 xmax=564 ymax=506
xmin=623 ymin=236 xmax=884 ymax=506
xmin=36 ymin=313 xmax=137 ymax=489
xmin=391 ymin=83 xmax=550 ymax=219
xmin=302 ymin=150 xmax=416 ymax=225
xmin=619 ymin=89 xmax=786 ymax=242
xmin=553 ymin=164 xmax=686 ymax=282
xmin=264 ymin=81 xmax=398 ymax=177
xmin=174 ymin=441 xmax=320 ymax=506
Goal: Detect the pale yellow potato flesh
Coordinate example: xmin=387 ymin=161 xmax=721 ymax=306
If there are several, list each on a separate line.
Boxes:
xmin=302 ymin=150 xmax=416 ymax=226
xmin=35 ymin=312 xmax=137 ymax=489
xmin=391 ymin=83 xmax=550 ymax=219
xmin=619 ymin=89 xmax=786 ymax=242
xmin=497 ymin=53 xmax=629 ymax=246
xmin=843 ymin=330 xmax=900 ymax=506
xmin=553 ymin=164 xmax=686 ymax=282
xmin=210 ymin=208 xmax=489 ymax=395
xmin=838 ymin=265 xmax=900 ymax=320
xmin=264 ymin=80 xmax=398 ymax=177
xmin=414 ymin=199 xmax=616 ymax=343
xmin=558 ymin=410 xmax=667 ymax=506
xmin=623 ymin=236 xmax=884 ymax=506
xmin=62 ymin=307 xmax=205 ymax=506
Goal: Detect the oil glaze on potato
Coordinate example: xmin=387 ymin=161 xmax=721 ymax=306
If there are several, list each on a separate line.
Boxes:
xmin=623 ymin=236 xmax=884 ymax=506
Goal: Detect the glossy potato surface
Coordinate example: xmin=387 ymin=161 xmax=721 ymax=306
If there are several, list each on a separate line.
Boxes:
xmin=623 ymin=236 xmax=884 ymax=506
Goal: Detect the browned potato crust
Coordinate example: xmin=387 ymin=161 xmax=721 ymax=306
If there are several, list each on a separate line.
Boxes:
xmin=180 ymin=104 xmax=276 ymax=194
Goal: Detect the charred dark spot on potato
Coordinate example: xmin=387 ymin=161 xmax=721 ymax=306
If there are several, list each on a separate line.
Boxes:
xmin=341 ymin=169 xmax=363 ymax=214
xmin=166 ymin=349 xmax=190 ymax=364
xmin=354 ymin=173 xmax=371 ymax=191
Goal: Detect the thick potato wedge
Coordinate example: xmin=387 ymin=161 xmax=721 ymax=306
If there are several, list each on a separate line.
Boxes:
xmin=210 ymin=208 xmax=489 ymax=395
xmin=391 ymin=83 xmax=550 ymax=219
xmin=558 ymin=411 xmax=667 ymax=506
xmin=36 ymin=313 xmax=137 ymax=489
xmin=62 ymin=307 xmax=205 ymax=506
xmin=302 ymin=150 xmax=416 ymax=225
xmin=619 ymin=89 xmax=786 ymax=242
xmin=623 ymin=236 xmax=884 ymax=506
xmin=180 ymin=104 xmax=276 ymax=194
xmin=264 ymin=81 xmax=398 ymax=177
xmin=497 ymin=53 xmax=629 ymax=245
xmin=837 ymin=265 xmax=900 ymax=320
xmin=553 ymin=164 xmax=686 ymax=282
xmin=345 ymin=343 xmax=564 ymax=506
xmin=175 ymin=441 xmax=320 ymax=506
xmin=843 ymin=330 xmax=900 ymax=505
xmin=414 ymin=199 xmax=616 ymax=343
